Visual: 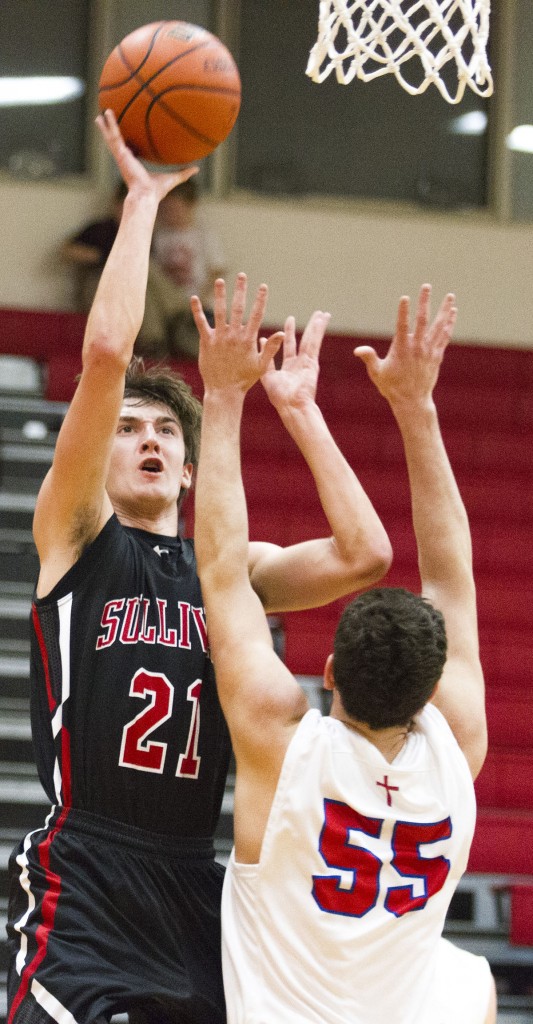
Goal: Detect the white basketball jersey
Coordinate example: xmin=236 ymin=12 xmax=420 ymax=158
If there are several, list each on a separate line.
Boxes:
xmin=222 ymin=705 xmax=480 ymax=1024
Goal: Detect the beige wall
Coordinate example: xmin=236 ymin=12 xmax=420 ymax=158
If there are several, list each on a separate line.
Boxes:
xmin=1 ymin=176 xmax=532 ymax=348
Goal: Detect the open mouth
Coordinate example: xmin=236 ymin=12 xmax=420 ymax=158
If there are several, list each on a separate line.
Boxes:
xmin=140 ymin=458 xmax=163 ymax=474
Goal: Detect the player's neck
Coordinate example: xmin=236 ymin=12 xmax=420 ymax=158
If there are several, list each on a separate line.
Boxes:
xmin=114 ymin=507 xmax=179 ymax=537
xmin=333 ymin=711 xmax=413 ymax=763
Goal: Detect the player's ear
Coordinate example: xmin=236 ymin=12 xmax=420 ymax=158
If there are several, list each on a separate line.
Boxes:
xmin=181 ymin=462 xmax=194 ymax=491
xmin=429 ymin=679 xmax=440 ymax=702
xmin=323 ymin=653 xmax=335 ymax=692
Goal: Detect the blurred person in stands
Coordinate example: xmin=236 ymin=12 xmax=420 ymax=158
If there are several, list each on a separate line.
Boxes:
xmin=193 ymin=279 xmax=497 ymax=1024
xmin=60 ymin=179 xmax=127 ymax=312
xmin=6 ymin=110 xmax=391 ymax=1024
xmin=61 ymin=180 xmax=197 ymax=359
xmin=151 ymin=177 xmax=227 ymax=355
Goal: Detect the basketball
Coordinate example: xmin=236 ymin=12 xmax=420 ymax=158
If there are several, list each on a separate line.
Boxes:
xmin=98 ymin=21 xmax=241 ymax=165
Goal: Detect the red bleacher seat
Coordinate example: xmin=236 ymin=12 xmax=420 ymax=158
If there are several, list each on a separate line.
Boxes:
xmin=478 ymin=628 xmax=533 ymax=688
xmin=485 ymin=689 xmax=532 ymax=748
xmin=468 ymin=809 xmax=533 ymax=875
xmin=510 ymin=884 xmax=533 ymax=946
xmin=475 ymin=749 xmax=533 ymax=810
xmin=0 ymin=306 xmax=86 ymax=400
xmin=476 ymin=584 xmax=533 ymax=627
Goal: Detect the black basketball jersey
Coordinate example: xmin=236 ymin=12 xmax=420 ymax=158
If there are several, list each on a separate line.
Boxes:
xmin=30 ymin=514 xmax=232 ymax=838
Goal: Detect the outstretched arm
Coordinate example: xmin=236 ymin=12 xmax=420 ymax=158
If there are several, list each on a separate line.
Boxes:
xmin=355 ymin=285 xmax=487 ymax=779
xmin=193 ymin=275 xmax=308 ymax=859
xmin=34 ymin=111 xmax=198 ymax=595
xmin=246 ymin=311 xmax=392 ymax=612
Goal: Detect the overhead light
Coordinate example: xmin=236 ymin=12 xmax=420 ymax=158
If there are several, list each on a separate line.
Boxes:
xmin=449 ymin=111 xmax=488 ymax=135
xmin=507 ymin=124 xmax=533 ymax=153
xmin=0 ymin=76 xmax=85 ymax=107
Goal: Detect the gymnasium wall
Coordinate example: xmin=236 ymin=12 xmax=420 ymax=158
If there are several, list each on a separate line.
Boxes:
xmin=1 ymin=176 xmax=533 ymax=348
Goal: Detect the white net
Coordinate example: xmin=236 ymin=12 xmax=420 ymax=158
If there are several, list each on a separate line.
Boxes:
xmin=306 ymin=0 xmax=493 ymax=104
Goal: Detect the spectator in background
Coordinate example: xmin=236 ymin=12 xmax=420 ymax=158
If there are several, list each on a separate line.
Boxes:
xmin=61 ymin=178 xmax=223 ymax=360
xmin=60 ymin=180 xmax=127 ymax=313
xmin=151 ymin=178 xmax=226 ymax=334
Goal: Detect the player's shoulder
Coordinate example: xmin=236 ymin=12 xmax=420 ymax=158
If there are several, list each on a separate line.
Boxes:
xmin=419 ymin=702 xmax=449 ymax=729
xmin=289 ymin=708 xmax=334 ymax=750
xmin=418 ymin=703 xmax=461 ymax=746
xmin=417 ymin=703 xmax=475 ymax=781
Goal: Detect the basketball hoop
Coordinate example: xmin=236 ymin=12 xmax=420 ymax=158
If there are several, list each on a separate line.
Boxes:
xmin=306 ymin=0 xmax=494 ymax=104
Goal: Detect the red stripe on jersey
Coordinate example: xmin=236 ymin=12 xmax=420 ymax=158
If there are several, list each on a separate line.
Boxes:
xmin=8 ymin=807 xmax=70 ymax=1024
xmin=61 ymin=726 xmax=73 ymax=807
xmin=31 ymin=603 xmax=57 ymax=714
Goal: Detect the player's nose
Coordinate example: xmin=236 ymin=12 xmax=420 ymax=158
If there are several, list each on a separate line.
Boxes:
xmin=140 ymin=427 xmax=160 ymax=450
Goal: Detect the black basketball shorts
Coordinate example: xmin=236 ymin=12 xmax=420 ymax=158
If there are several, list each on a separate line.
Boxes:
xmin=7 ymin=806 xmax=226 ymax=1024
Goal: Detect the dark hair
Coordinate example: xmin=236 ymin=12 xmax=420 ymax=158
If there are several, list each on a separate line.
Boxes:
xmin=124 ymin=357 xmax=202 ymax=470
xmin=332 ymin=587 xmax=447 ymax=729
xmin=164 ymin=178 xmax=199 ymax=204
xmin=113 ymin=180 xmax=128 ymax=203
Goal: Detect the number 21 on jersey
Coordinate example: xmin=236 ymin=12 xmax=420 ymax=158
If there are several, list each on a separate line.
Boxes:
xmin=119 ymin=669 xmax=202 ymax=777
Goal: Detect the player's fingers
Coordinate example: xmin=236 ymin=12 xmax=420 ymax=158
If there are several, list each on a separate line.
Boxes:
xmin=282 ymin=316 xmax=297 ymax=360
xmin=261 ymin=355 xmax=277 ymax=378
xmin=190 ymin=295 xmax=211 ymax=335
xmin=354 ymin=345 xmax=380 ymax=378
xmin=166 ymin=165 xmax=199 ymax=192
xmin=95 ymin=110 xmax=139 ymax=178
xmin=429 ymin=293 xmax=453 ymax=350
xmin=300 ymin=310 xmax=330 ymax=360
xmin=103 ymin=107 xmax=118 ymax=127
xmin=95 ymin=109 xmax=122 ymax=146
xmin=246 ymin=282 xmax=269 ymax=339
xmin=213 ymin=277 xmax=228 ymax=332
xmin=414 ymin=284 xmax=432 ymax=351
xmin=394 ymin=295 xmax=411 ymax=353
xmin=435 ymin=292 xmax=456 ymax=330
xmin=230 ymin=273 xmax=248 ymax=330
xmin=95 ymin=108 xmax=115 ymax=131
xmin=259 ymin=331 xmax=285 ymax=370
xmin=434 ymin=297 xmax=457 ymax=354
xmin=94 ymin=115 xmax=112 ymax=147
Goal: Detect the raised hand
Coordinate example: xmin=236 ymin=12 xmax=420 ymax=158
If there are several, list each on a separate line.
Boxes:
xmin=95 ymin=109 xmax=198 ymax=204
xmin=354 ymin=284 xmax=457 ymax=408
xmin=261 ymin=310 xmax=330 ymax=414
xmin=191 ymin=273 xmax=284 ymax=393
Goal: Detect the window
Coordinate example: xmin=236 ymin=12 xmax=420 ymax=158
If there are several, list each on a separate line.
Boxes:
xmin=234 ymin=0 xmax=490 ymax=210
xmin=0 ymin=0 xmax=215 ymax=183
xmin=508 ymin=0 xmax=533 ymax=220
xmin=108 ymin=0 xmax=214 ymax=54
xmin=0 ymin=0 xmax=90 ymax=177
xmin=2 ymin=0 xmax=533 ymax=225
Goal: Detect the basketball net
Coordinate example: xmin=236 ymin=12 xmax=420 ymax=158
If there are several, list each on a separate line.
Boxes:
xmin=306 ymin=0 xmax=493 ymax=104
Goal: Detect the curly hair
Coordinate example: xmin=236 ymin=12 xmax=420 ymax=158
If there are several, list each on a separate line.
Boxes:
xmin=332 ymin=587 xmax=447 ymax=729
xmin=124 ymin=357 xmax=202 ymax=468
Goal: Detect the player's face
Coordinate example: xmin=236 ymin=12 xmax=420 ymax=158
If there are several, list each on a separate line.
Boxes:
xmin=106 ymin=399 xmax=193 ymax=514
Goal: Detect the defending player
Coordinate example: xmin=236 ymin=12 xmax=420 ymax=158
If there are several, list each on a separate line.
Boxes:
xmin=6 ymin=112 xmax=391 ymax=1024
xmin=193 ymin=279 xmax=497 ymax=1023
